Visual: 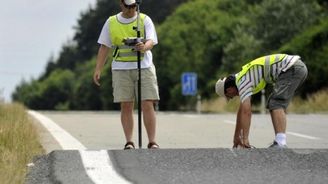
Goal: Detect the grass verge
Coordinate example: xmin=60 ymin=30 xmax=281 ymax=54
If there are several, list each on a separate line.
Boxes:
xmin=288 ymin=89 xmax=328 ymax=113
xmin=0 ymin=103 xmax=44 ymax=184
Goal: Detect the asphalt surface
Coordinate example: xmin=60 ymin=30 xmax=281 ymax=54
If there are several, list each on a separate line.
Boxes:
xmin=25 ymin=111 xmax=328 ymax=184
xmin=26 ymin=148 xmax=328 ymax=184
xmin=32 ymin=111 xmax=328 ymax=150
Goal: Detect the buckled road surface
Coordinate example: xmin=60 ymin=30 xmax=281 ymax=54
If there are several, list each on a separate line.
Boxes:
xmin=25 ymin=111 xmax=328 ymax=184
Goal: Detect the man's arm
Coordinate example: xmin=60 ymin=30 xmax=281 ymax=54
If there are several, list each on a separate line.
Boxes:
xmin=93 ymin=44 xmax=110 ymax=86
xmin=233 ymin=97 xmax=252 ymax=148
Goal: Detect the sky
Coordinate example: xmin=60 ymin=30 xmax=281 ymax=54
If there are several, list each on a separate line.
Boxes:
xmin=0 ymin=0 xmax=97 ymax=102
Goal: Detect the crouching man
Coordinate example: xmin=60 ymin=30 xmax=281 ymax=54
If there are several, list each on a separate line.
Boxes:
xmin=215 ymin=54 xmax=307 ymax=148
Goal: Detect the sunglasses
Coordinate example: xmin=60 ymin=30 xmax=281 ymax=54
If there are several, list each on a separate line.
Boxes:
xmin=124 ymin=3 xmax=136 ymax=9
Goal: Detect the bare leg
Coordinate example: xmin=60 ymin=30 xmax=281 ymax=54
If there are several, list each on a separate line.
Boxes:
xmin=142 ymin=100 xmax=156 ymax=143
xmin=270 ymin=108 xmax=287 ymax=146
xmin=270 ymin=108 xmax=286 ymax=134
xmin=121 ymin=102 xmax=134 ymax=142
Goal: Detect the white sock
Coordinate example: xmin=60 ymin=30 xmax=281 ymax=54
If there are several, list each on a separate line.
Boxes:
xmin=275 ymin=133 xmax=287 ymax=146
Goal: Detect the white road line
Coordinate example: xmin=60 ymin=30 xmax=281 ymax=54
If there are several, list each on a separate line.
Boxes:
xmin=28 ymin=110 xmax=86 ymax=150
xmin=223 ymin=119 xmax=320 ymax=140
xmin=182 ymin=114 xmax=199 ymax=118
xmin=287 ymin=131 xmax=321 ymax=140
xmin=80 ymin=150 xmax=131 ymax=184
xmin=224 ymin=120 xmax=236 ymax=125
xmin=28 ymin=110 xmax=130 ymax=184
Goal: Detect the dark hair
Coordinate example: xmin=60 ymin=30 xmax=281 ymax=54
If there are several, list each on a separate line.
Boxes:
xmin=224 ymin=74 xmax=236 ymax=93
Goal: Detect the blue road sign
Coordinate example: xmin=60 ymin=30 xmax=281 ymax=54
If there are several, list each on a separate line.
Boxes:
xmin=181 ymin=72 xmax=197 ymax=96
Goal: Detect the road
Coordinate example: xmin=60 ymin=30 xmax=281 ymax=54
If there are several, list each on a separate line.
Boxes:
xmin=33 ymin=111 xmax=328 ymax=150
xmin=25 ymin=111 xmax=328 ymax=184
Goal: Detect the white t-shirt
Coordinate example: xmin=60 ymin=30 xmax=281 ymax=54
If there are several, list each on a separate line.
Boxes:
xmin=97 ymin=12 xmax=158 ymax=70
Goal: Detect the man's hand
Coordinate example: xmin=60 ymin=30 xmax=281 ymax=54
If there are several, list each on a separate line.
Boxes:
xmin=134 ymin=42 xmax=146 ymax=52
xmin=233 ymin=136 xmax=243 ymax=148
xmin=93 ymin=70 xmax=101 ymax=86
xmin=233 ymin=132 xmax=246 ymax=148
xmin=134 ymin=40 xmax=153 ymax=52
xmin=93 ymin=44 xmax=110 ymax=86
xmin=233 ymin=136 xmax=252 ymax=148
xmin=233 ymin=131 xmax=255 ymax=149
xmin=232 ymin=97 xmax=253 ymax=149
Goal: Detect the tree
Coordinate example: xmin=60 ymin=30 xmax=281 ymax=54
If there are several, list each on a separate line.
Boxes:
xmin=248 ymin=0 xmax=322 ymax=52
xmin=13 ymin=70 xmax=75 ymax=110
xmin=13 ymin=0 xmax=328 ymax=110
xmin=154 ymin=0 xmax=252 ymax=110
xmin=279 ymin=17 xmax=328 ymax=97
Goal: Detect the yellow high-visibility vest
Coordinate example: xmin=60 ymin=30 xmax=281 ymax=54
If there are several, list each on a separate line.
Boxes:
xmin=109 ymin=13 xmax=146 ymax=62
xmin=236 ymin=54 xmax=287 ymax=94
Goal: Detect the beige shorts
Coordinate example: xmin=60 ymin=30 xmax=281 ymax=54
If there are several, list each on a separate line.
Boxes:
xmin=112 ymin=65 xmax=160 ymax=103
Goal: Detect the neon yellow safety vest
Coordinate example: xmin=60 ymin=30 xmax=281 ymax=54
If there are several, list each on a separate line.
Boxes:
xmin=109 ymin=13 xmax=146 ymax=62
xmin=236 ymin=54 xmax=287 ymax=94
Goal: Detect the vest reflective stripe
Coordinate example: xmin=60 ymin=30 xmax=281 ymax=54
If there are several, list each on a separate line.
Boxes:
xmin=113 ymin=45 xmax=134 ymax=50
xmin=112 ymin=45 xmax=145 ymax=62
xmin=236 ymin=54 xmax=287 ymax=94
xmin=118 ymin=52 xmax=144 ymax=57
xmin=264 ymin=56 xmax=271 ymax=83
xmin=264 ymin=54 xmax=285 ymax=83
xmin=109 ymin=14 xmax=146 ymax=62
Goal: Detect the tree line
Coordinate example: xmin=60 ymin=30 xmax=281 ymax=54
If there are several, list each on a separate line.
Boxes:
xmin=13 ymin=0 xmax=328 ymax=110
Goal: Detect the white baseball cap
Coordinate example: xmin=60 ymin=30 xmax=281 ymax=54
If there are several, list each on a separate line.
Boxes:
xmin=215 ymin=77 xmax=226 ymax=97
xmin=124 ymin=0 xmax=136 ymax=5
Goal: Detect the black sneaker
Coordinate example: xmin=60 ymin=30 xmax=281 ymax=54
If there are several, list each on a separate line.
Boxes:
xmin=268 ymin=141 xmax=287 ymax=148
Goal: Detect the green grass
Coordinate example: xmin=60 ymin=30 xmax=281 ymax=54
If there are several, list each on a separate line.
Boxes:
xmin=0 ymin=103 xmax=44 ymax=184
xmin=288 ymin=89 xmax=328 ymax=113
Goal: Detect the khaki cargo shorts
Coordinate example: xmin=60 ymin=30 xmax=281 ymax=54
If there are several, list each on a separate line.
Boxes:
xmin=112 ymin=65 xmax=160 ymax=103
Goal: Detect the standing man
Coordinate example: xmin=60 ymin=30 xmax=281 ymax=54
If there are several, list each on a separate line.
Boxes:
xmin=93 ymin=0 xmax=160 ymax=149
xmin=215 ymin=54 xmax=307 ymax=148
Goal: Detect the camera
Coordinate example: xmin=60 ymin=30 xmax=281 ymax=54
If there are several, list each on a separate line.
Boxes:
xmin=122 ymin=37 xmax=146 ymax=46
